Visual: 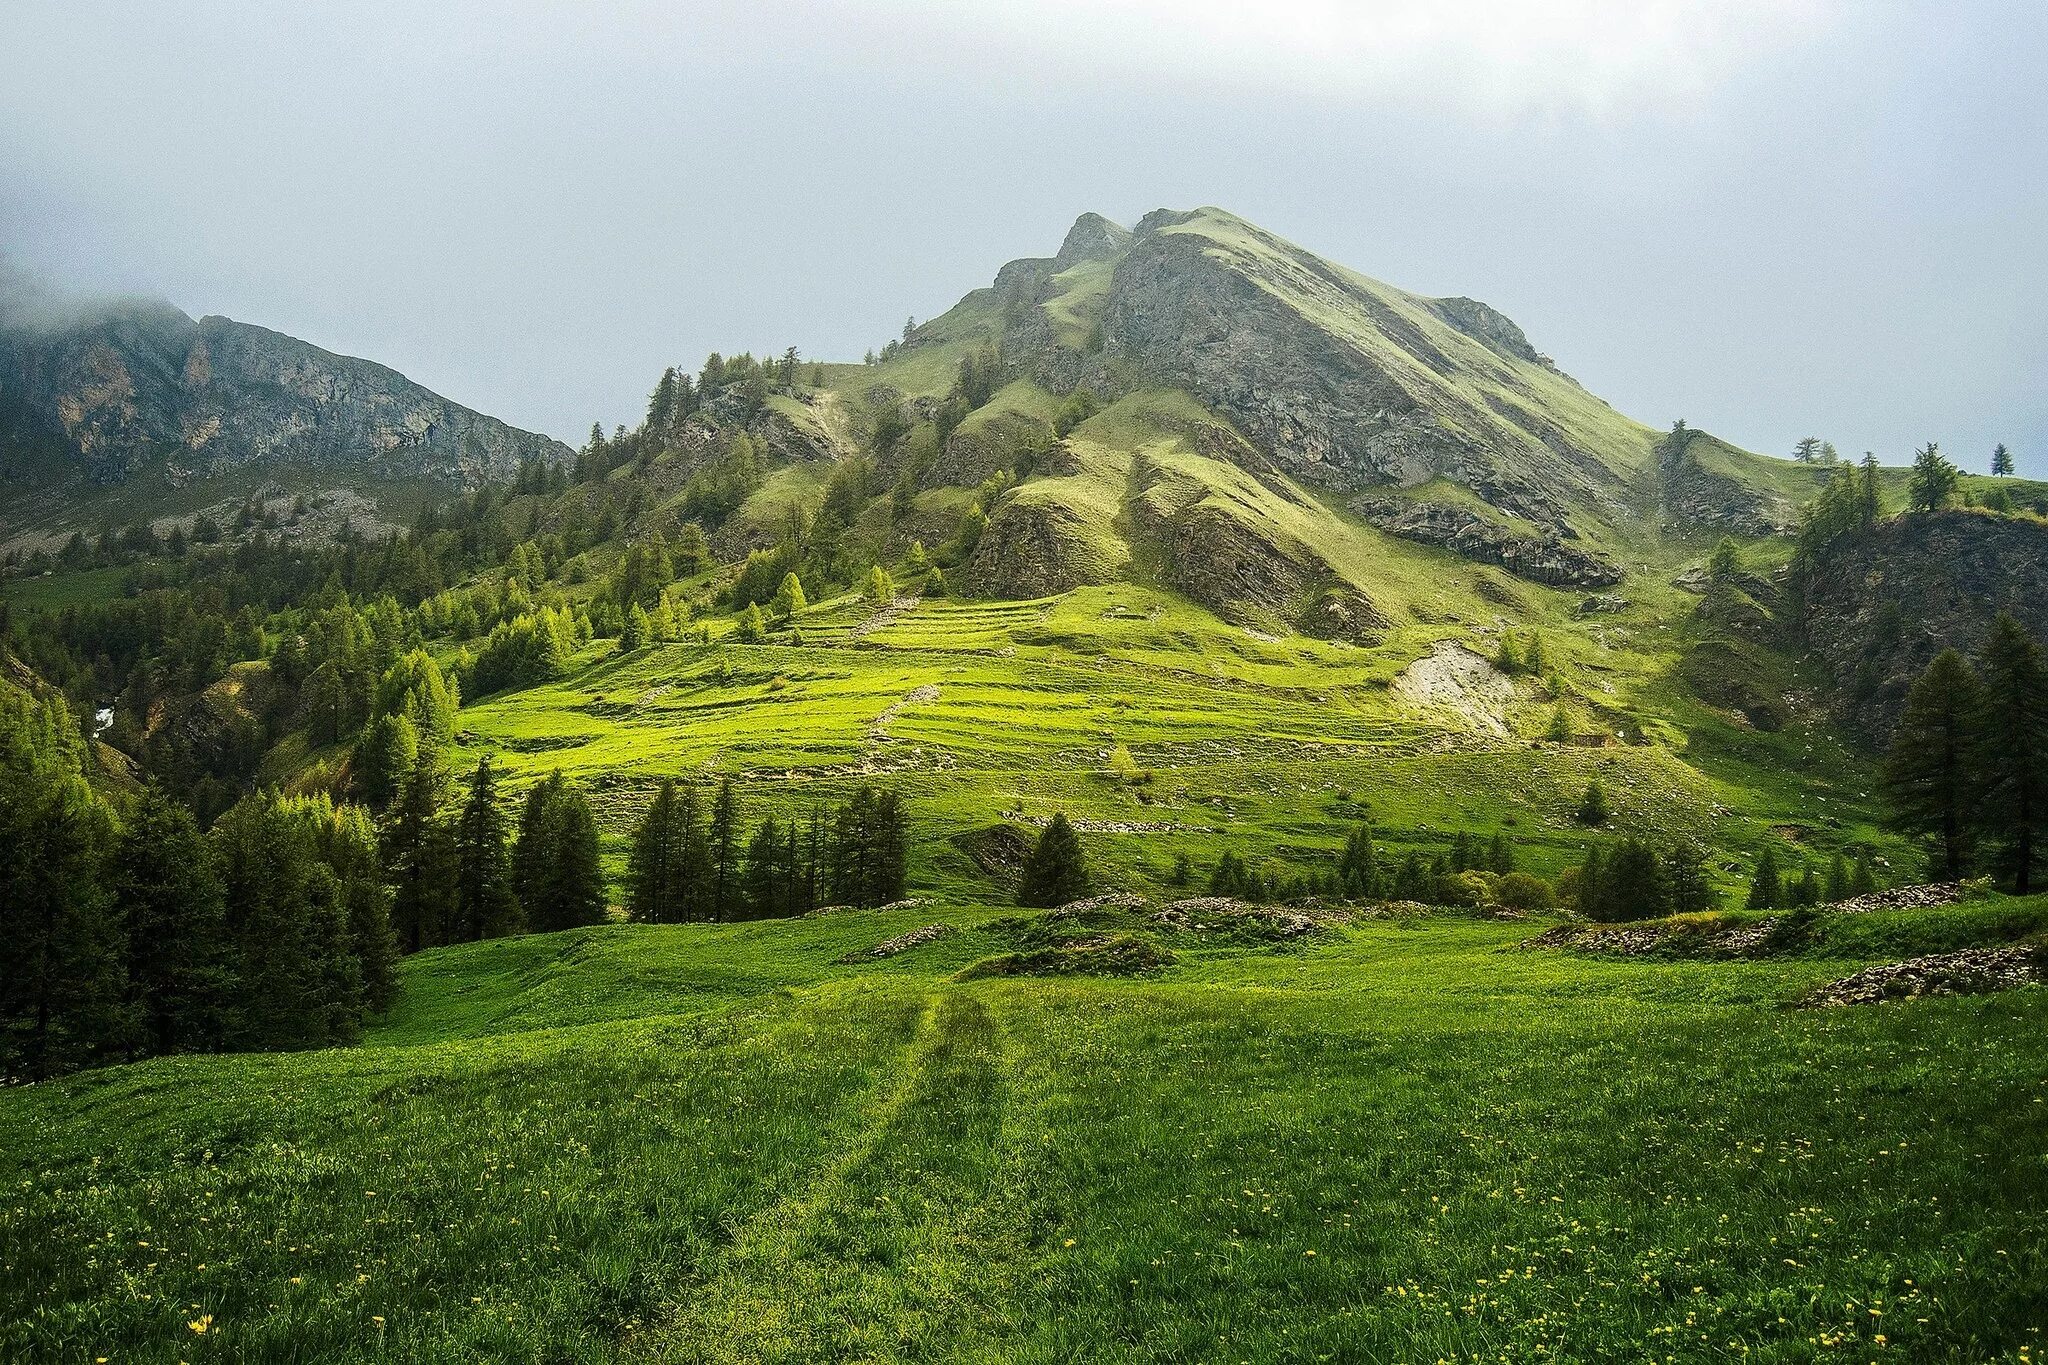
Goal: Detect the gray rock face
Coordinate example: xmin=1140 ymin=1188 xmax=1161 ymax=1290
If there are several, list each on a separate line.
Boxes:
xmin=1799 ymin=510 xmax=2048 ymax=737
xmin=1052 ymin=213 xmax=1133 ymax=271
xmin=1353 ymin=497 xmax=1622 ymax=588
xmin=1078 ymin=216 xmax=1614 ymax=526
xmin=0 ymin=299 xmax=569 ymax=488
xmin=1657 ymin=428 xmax=1792 ymax=535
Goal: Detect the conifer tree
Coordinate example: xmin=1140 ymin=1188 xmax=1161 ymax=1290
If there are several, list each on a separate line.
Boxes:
xmin=1858 ymin=453 xmax=1882 ymax=529
xmin=384 ymin=753 xmax=454 ymax=952
xmin=1825 ymin=850 xmax=1851 ymax=903
xmin=1488 ymin=831 xmax=1514 ymax=874
xmin=1577 ymin=779 xmax=1610 ymax=826
xmin=355 ymin=711 xmax=418 ymax=807
xmin=1747 ymin=846 xmax=1783 ymax=910
xmin=866 ymin=564 xmax=895 ymax=605
xmin=452 ymin=756 xmax=520 ymax=940
xmin=629 ymin=780 xmax=684 ymax=924
xmin=1662 ymin=840 xmax=1715 ymax=914
xmin=733 ymin=602 xmax=766 ymax=643
xmin=1973 ymin=614 xmax=2048 ymax=892
xmin=1992 ymin=443 xmax=2015 ymax=477
xmin=111 ymin=785 xmax=233 ymax=1056
xmin=1908 ymin=441 xmax=1958 ymax=512
xmin=515 ymin=772 xmax=607 ymax=931
xmin=1885 ymin=649 xmax=1984 ymax=879
xmin=743 ymin=816 xmax=784 ymax=919
xmin=709 ymin=777 xmax=741 ymax=920
xmin=1849 ymin=851 xmax=1878 ymax=896
xmin=1018 ymin=812 xmax=1090 ymax=907
xmin=621 ymin=604 xmax=649 ymax=653
xmin=773 ymin=572 xmax=807 ymax=619
xmin=674 ymin=784 xmax=714 ymax=922
xmin=1339 ymin=823 xmax=1382 ymax=899
xmin=868 ymin=789 xmax=909 ymax=905
xmin=648 ymin=595 xmax=676 ymax=643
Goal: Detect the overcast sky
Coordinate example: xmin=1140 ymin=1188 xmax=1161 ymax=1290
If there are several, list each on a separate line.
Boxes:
xmin=2 ymin=1 xmax=2041 ymax=470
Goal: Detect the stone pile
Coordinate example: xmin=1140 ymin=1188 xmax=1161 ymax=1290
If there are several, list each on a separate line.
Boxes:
xmin=1806 ymin=946 xmax=2042 ymax=1007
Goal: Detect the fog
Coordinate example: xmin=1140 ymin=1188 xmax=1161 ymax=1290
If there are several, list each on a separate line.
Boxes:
xmin=2 ymin=1 xmax=2040 ymax=469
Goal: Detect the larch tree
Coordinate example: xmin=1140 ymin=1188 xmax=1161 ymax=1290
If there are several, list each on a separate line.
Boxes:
xmin=1884 ymin=649 xmax=1984 ymax=880
xmin=1973 ymin=614 xmax=2048 ymax=893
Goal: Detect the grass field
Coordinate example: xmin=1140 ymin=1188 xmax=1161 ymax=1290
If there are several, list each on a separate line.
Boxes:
xmin=4 ymin=896 xmax=2045 ymax=1364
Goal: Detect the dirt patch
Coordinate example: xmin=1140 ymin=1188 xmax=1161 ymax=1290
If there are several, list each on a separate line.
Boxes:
xmin=1390 ymin=641 xmax=1515 ymax=737
xmin=1805 ymin=946 xmax=2044 ymax=1007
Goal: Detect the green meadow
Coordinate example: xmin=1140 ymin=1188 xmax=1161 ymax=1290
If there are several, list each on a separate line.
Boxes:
xmin=5 ymin=898 xmax=2046 ymax=1364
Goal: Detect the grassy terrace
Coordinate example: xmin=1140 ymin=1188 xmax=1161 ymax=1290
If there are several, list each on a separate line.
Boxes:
xmin=5 ymin=898 xmax=2045 ymax=1363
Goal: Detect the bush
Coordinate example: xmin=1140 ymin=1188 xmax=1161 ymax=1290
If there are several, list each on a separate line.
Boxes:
xmin=1493 ymin=872 xmax=1556 ymax=912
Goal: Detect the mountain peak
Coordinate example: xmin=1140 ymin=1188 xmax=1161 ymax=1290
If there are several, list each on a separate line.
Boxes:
xmin=1052 ymin=213 xmax=1132 ymax=271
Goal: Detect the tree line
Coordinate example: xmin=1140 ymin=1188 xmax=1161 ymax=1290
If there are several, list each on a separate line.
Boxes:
xmin=627 ymin=779 xmax=909 ymax=922
xmin=1885 ymin=612 xmax=2048 ymax=892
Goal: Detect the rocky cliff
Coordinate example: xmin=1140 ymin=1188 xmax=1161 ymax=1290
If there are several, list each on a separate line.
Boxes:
xmin=0 ymin=297 xmax=570 ymax=489
xmin=1799 ymin=510 xmax=2048 ymax=737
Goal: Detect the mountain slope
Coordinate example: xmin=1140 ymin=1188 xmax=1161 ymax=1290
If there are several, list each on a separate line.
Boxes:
xmin=0 ymin=290 xmax=570 ymax=542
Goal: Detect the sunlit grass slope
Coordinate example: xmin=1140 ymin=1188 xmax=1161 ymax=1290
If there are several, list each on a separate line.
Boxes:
xmin=5 ymin=901 xmax=2045 ymax=1363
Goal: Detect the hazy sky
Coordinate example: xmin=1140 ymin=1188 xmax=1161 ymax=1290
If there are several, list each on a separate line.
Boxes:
xmin=3 ymin=1 xmax=2042 ymax=470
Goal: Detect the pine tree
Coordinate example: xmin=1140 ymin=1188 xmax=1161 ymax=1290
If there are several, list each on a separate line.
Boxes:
xmin=709 ymin=777 xmax=741 ymax=920
xmin=1576 ymin=779 xmax=1610 ymax=826
xmin=733 ymin=603 xmax=766 ymax=643
xmin=111 ymin=785 xmax=233 ymax=1056
xmin=742 ymin=817 xmax=784 ymax=920
xmin=868 ymin=789 xmax=909 ymax=905
xmin=1793 ymin=437 xmax=1822 ymax=463
xmin=1825 ymin=850 xmax=1851 ymax=903
xmin=1992 ymin=443 xmax=2015 ymax=477
xmin=1973 ymin=614 xmax=2048 ymax=892
xmin=384 ymin=754 xmax=454 ymax=953
xmin=355 ymin=711 xmax=418 ymax=807
xmin=1747 ymin=846 xmax=1783 ymax=910
xmin=1018 ymin=812 xmax=1090 ymax=907
xmin=1662 ymin=840 xmax=1715 ymax=914
xmin=866 ymin=564 xmax=895 ymax=605
xmin=1598 ymin=838 xmax=1667 ymax=922
xmin=1339 ymin=823 xmax=1382 ymax=898
xmin=773 ymin=572 xmax=807 ymax=619
xmin=674 ymin=784 xmax=714 ymax=922
xmin=648 ymin=596 xmax=676 ymax=643
xmin=1487 ymin=831 xmax=1514 ymax=874
xmin=621 ymin=604 xmax=649 ymax=652
xmin=628 ymin=780 xmax=684 ymax=924
xmin=1908 ymin=441 xmax=1958 ymax=512
xmin=0 ymin=749 xmax=127 ymax=1080
xmin=1885 ymin=649 xmax=1983 ymax=879
xmin=452 ymin=756 xmax=520 ymax=940
xmin=1858 ymin=453 xmax=1882 ymax=529
xmin=1849 ymin=851 xmax=1878 ymax=896
xmin=515 ymin=772 xmax=606 ymax=931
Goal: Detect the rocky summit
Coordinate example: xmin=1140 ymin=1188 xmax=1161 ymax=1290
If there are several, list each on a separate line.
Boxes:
xmin=0 ymin=289 xmax=569 ymax=526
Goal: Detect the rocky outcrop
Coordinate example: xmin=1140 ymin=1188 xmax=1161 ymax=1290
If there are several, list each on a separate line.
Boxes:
xmin=1805 ymin=946 xmax=2043 ymax=1007
xmin=967 ymin=496 xmax=1114 ymax=597
xmin=1052 ymin=213 xmax=1133 ymax=271
xmin=0 ymin=298 xmax=569 ymax=489
xmin=1798 ymin=511 xmax=2048 ymax=737
xmin=1298 ymin=586 xmax=1391 ymax=645
xmin=1657 ymin=427 xmax=1793 ymax=535
xmin=1354 ymin=497 xmax=1622 ymax=588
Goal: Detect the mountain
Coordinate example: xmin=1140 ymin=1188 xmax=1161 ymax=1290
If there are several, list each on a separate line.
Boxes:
xmin=737 ymin=208 xmax=1817 ymax=632
xmin=0 ymin=286 xmax=570 ymax=544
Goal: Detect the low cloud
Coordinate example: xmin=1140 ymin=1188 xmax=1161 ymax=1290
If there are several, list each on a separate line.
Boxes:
xmin=858 ymin=0 xmax=1838 ymax=114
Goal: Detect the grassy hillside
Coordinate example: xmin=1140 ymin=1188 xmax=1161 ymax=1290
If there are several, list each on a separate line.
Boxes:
xmin=6 ymin=897 xmax=2045 ymax=1363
